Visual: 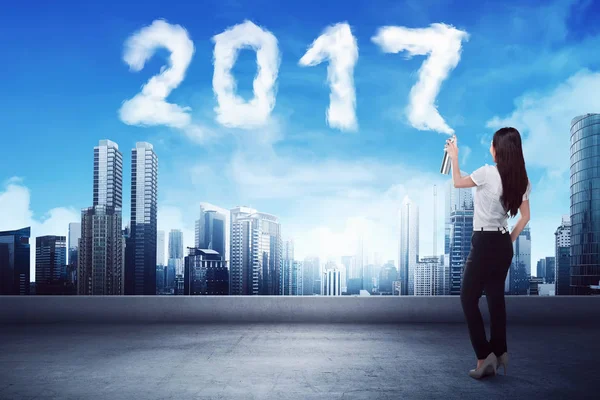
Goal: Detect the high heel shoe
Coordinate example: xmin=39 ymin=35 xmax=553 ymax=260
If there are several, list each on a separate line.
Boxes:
xmin=468 ymin=353 xmax=498 ymax=379
xmin=496 ymin=352 xmax=509 ymax=375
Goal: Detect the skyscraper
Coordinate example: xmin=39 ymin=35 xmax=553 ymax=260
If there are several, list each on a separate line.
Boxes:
xmin=78 ymin=140 xmax=124 ymax=296
xmin=157 ymin=230 xmax=165 ymax=267
xmin=93 ymin=139 xmax=123 ymax=209
xmin=166 ymin=229 xmax=184 ymax=291
xmin=35 ymin=235 xmax=67 ymax=295
xmin=282 ymin=239 xmax=294 ymax=295
xmin=292 ymin=260 xmax=303 ymax=295
xmin=415 ymin=256 xmax=439 ymax=296
xmin=0 ymin=227 xmax=31 ymax=295
xmin=545 ymin=256 xmax=556 ymax=285
xmin=507 ymin=226 xmax=531 ymax=295
xmin=536 ymin=258 xmax=546 ymax=282
xmin=445 ymin=177 xmax=475 ymax=296
xmin=570 ymin=114 xmax=600 ymax=295
xmin=125 ymin=142 xmax=158 ymax=296
xmin=302 ymin=256 xmax=321 ymax=295
xmin=399 ymin=196 xmax=419 ymax=295
xmin=322 ymin=268 xmax=341 ymax=296
xmin=67 ymin=222 xmax=81 ymax=288
xmin=229 ymin=207 xmax=282 ymax=295
xmin=555 ymin=215 xmax=571 ymax=295
xmin=195 ymin=205 xmax=227 ymax=260
xmin=378 ymin=262 xmax=398 ymax=294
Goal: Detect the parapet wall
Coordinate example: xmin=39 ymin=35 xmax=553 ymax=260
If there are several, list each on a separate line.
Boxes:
xmin=1 ymin=296 xmax=599 ymax=325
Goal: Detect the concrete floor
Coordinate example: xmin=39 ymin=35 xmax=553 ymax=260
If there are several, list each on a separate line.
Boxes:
xmin=0 ymin=323 xmax=597 ymax=400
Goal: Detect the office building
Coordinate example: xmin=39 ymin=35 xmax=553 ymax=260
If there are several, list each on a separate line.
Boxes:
xmin=545 ymin=256 xmax=556 ymax=284
xmin=125 ymin=142 xmax=158 ymax=296
xmin=157 ymin=230 xmax=165 ymax=267
xmin=415 ymin=256 xmax=443 ymax=296
xmin=536 ymin=258 xmax=546 ymax=282
xmin=292 ymin=260 xmax=303 ymax=295
xmin=78 ymin=140 xmax=124 ymax=296
xmin=184 ymin=248 xmax=228 ymax=295
xmin=0 ymin=227 xmax=31 ymax=295
xmin=322 ymin=268 xmax=341 ymax=296
xmin=378 ymin=262 xmax=397 ymax=294
xmin=229 ymin=207 xmax=282 ymax=295
xmin=282 ymin=239 xmax=294 ymax=295
xmin=445 ymin=174 xmax=474 ymax=254
xmin=399 ymin=196 xmax=419 ymax=295
xmin=35 ymin=235 xmax=70 ymax=295
xmin=555 ymin=215 xmax=572 ymax=295
xmin=507 ymin=226 xmax=531 ymax=295
xmin=67 ymin=223 xmax=81 ymax=288
xmin=570 ymin=114 xmax=600 ymax=295
xmin=195 ymin=205 xmax=227 ymax=260
xmin=303 ymin=256 xmax=321 ymax=295
xmin=529 ymin=277 xmax=544 ymax=296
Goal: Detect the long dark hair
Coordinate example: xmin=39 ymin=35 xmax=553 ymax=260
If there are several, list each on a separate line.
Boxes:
xmin=493 ymin=127 xmax=529 ymax=217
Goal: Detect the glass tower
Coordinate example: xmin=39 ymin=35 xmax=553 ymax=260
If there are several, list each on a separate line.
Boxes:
xmin=229 ymin=207 xmax=282 ymax=295
xmin=570 ymin=114 xmax=600 ymax=295
xmin=399 ymin=196 xmax=419 ymax=295
xmin=35 ymin=235 xmax=67 ymax=295
xmin=125 ymin=142 xmax=158 ymax=295
xmin=79 ymin=140 xmax=124 ymax=296
xmin=0 ymin=227 xmax=31 ymax=295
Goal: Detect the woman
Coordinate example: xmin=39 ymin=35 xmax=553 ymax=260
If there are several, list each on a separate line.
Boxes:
xmin=445 ymin=127 xmax=531 ymax=380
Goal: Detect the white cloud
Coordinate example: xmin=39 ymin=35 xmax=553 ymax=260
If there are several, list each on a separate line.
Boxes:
xmin=119 ymin=19 xmax=212 ymax=143
xmin=299 ymin=22 xmax=359 ymax=132
xmin=212 ymin=20 xmax=280 ymax=129
xmin=487 ymin=69 xmax=600 ymax=176
xmin=372 ymin=23 xmax=469 ymax=135
xmin=0 ymin=179 xmax=79 ymax=282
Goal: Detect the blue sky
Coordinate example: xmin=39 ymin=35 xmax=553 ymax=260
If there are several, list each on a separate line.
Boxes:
xmin=2 ymin=0 xmax=600 ymax=275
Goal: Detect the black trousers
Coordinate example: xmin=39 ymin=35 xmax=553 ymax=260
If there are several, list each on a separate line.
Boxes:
xmin=460 ymin=230 xmax=514 ymax=360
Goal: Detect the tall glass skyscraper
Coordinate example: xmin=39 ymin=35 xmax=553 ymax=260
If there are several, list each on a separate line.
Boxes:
xmin=282 ymin=239 xmax=294 ymax=295
xmin=570 ymin=114 xmax=600 ymax=295
xmin=0 ymin=227 xmax=31 ymax=295
xmin=398 ymin=196 xmax=419 ymax=295
xmin=229 ymin=207 xmax=282 ymax=295
xmin=79 ymin=140 xmax=124 ymax=296
xmin=125 ymin=142 xmax=158 ymax=296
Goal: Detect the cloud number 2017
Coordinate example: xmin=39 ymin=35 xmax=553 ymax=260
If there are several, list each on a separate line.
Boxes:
xmin=120 ymin=19 xmax=468 ymax=135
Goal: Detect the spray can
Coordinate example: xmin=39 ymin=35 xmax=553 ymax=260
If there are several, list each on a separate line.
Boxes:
xmin=440 ymin=135 xmax=456 ymax=175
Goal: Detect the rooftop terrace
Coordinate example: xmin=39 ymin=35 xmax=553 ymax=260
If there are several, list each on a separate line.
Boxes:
xmin=1 ymin=296 xmax=598 ymax=400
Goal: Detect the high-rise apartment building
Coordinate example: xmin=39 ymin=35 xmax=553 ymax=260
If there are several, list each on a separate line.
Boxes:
xmin=0 ymin=227 xmax=31 ymax=295
xmin=570 ymin=114 xmax=600 ymax=295
xmin=125 ymin=142 xmax=158 ymax=296
xmin=555 ymin=215 xmax=571 ymax=295
xmin=399 ymin=196 xmax=419 ymax=295
xmin=229 ymin=207 xmax=282 ymax=295
xmin=78 ymin=140 xmax=124 ymax=296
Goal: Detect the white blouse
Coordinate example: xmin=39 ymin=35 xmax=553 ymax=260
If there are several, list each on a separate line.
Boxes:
xmin=470 ymin=164 xmax=531 ymax=230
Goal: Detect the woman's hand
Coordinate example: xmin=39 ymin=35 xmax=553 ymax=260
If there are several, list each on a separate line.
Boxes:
xmin=445 ymin=137 xmax=459 ymax=160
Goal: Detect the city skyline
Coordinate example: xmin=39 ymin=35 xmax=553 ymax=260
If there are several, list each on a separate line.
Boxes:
xmin=2 ymin=0 xmax=600 ymax=278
